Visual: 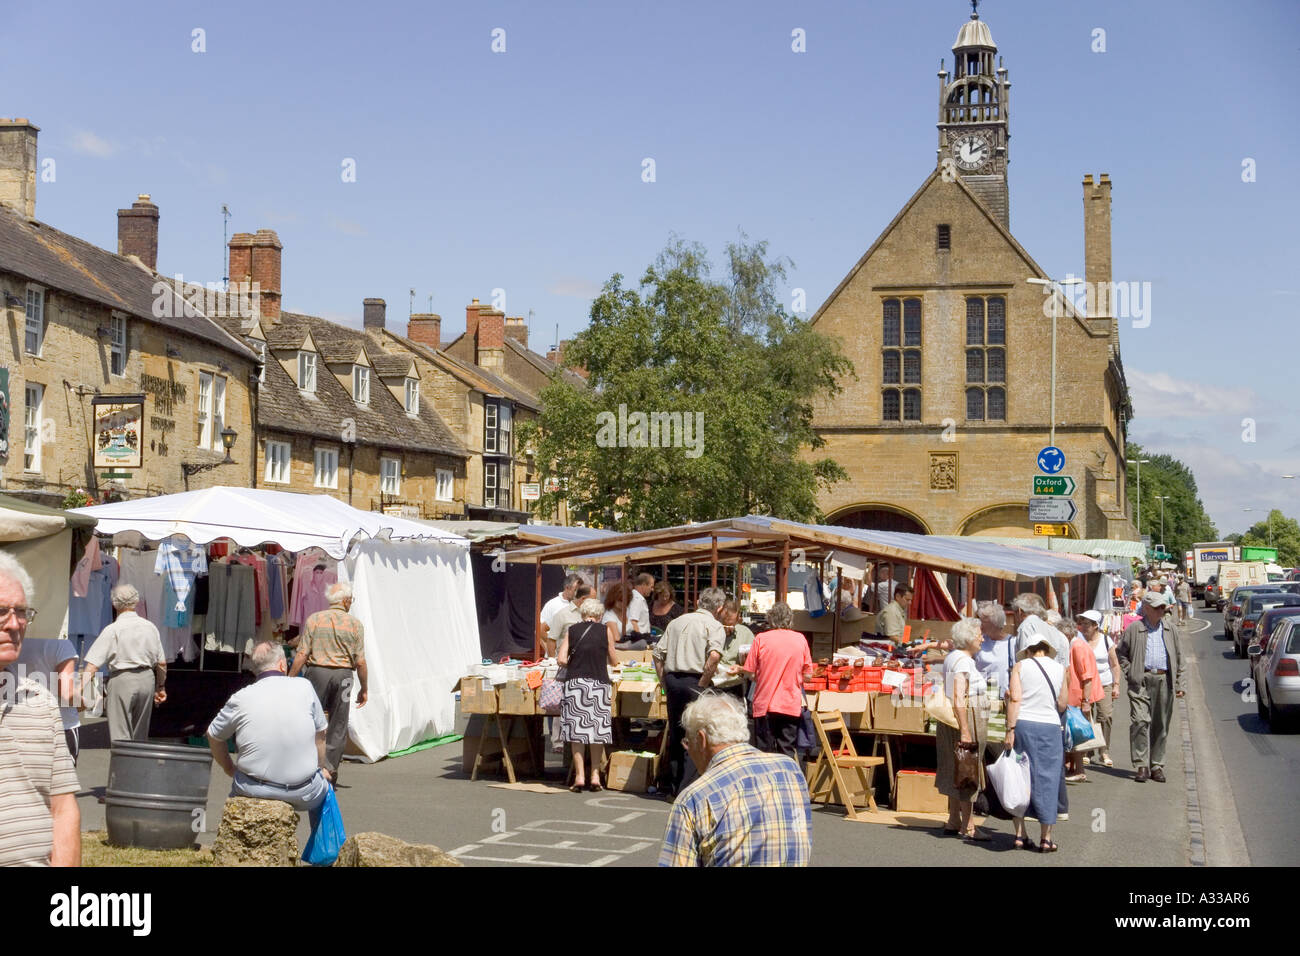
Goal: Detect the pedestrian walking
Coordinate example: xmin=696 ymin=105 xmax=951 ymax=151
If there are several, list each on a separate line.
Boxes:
xmin=1116 ymin=591 xmax=1185 ymax=783
xmin=289 ymin=582 xmax=368 ymax=786
xmin=1005 ymin=636 xmax=1069 ymax=852
xmin=652 ymin=586 xmax=726 ymax=794
xmin=1175 ymin=578 xmax=1192 ymax=625
xmin=743 ymin=601 xmax=811 ymax=760
xmin=81 ymin=584 xmax=166 ymax=742
xmin=1064 ymin=618 xmax=1100 ymax=782
xmin=1079 ymin=609 xmax=1120 ymax=767
xmin=557 ymin=599 xmax=618 ymax=792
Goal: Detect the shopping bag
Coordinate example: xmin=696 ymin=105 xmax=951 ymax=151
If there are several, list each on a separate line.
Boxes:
xmin=539 ymin=678 xmax=564 ymax=715
xmin=986 ymin=749 xmax=1031 ymax=818
xmin=953 ymin=742 xmax=980 ymax=791
xmin=302 ymin=785 xmax=346 ymax=866
xmin=1072 ymin=718 xmax=1106 ymax=754
xmin=922 ymin=680 xmax=959 ymax=728
xmin=1065 ymin=706 xmax=1095 ymax=749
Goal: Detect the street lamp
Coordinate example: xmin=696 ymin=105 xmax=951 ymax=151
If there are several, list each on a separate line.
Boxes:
xmin=1127 ymin=457 xmax=1151 ymax=536
xmin=1155 ymin=495 xmax=1171 ymax=552
xmin=1027 ymin=275 xmax=1085 ymax=448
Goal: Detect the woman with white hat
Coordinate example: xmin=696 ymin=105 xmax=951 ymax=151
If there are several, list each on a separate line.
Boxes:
xmin=1078 ymin=609 xmax=1121 ymax=767
xmin=1004 ymin=635 xmax=1070 ymax=852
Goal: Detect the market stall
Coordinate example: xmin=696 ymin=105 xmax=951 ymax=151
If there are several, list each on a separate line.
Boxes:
xmin=0 ymin=492 xmax=98 ymax=641
xmin=70 ymin=487 xmax=480 ymax=759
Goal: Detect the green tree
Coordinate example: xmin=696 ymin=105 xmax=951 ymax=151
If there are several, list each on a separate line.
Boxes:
xmin=1125 ymin=443 xmax=1218 ymax=558
xmin=519 ymin=234 xmax=853 ymax=530
xmin=1237 ymin=509 xmax=1300 ymax=567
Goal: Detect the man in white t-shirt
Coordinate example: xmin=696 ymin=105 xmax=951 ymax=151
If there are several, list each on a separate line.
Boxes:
xmin=1011 ymin=593 xmax=1069 ymax=667
xmin=541 ymin=574 xmax=583 ymax=655
xmin=627 ymin=573 xmax=654 ymax=639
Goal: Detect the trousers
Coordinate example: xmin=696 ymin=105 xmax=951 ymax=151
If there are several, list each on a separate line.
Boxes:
xmin=106 ymin=669 xmax=155 ymax=742
xmin=232 ymin=769 xmax=330 ymax=813
xmin=305 ymin=665 xmax=353 ymax=773
xmin=754 ymin=713 xmax=800 ymax=761
xmin=662 ymin=672 xmax=705 ymax=793
xmin=1129 ymin=671 xmax=1174 ymax=769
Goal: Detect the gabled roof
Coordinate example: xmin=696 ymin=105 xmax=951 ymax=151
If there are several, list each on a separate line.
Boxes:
xmin=369 ymin=354 xmax=416 ymax=378
xmin=808 ymin=168 xmax=1088 ymax=327
xmin=0 ymin=204 xmax=258 ymax=362
xmin=505 ymin=337 xmax=587 ymax=388
xmin=384 ymin=330 xmax=542 ymax=412
xmin=212 ymin=311 xmax=468 ymax=459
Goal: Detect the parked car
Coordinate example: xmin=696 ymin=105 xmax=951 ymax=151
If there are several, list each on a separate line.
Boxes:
xmin=1232 ymin=593 xmax=1300 ymax=657
xmin=1249 ymin=606 xmax=1300 ymax=677
xmin=1223 ymin=585 xmax=1285 ymax=640
xmin=1249 ymin=617 xmax=1300 ymax=731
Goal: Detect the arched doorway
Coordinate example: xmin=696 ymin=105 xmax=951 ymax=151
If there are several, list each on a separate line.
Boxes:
xmin=827 ymin=506 xmax=929 ymax=535
xmin=959 ymin=503 xmax=1032 ymax=538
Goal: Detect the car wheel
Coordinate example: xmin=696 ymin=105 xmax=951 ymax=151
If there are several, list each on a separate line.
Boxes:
xmin=1257 ymin=685 xmax=1268 ymax=719
xmin=1234 ymin=634 xmax=1243 ymax=658
xmin=1265 ymin=695 xmax=1277 ymax=732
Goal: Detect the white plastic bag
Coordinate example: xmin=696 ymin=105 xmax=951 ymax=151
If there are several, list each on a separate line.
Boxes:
xmin=987 ymin=749 xmax=1032 ymax=818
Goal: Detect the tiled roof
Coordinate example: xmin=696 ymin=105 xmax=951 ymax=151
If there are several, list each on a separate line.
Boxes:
xmin=505 ymin=337 xmax=586 ymax=387
xmin=214 ymin=311 xmax=468 ymax=458
xmin=369 ymin=354 xmax=414 ymax=378
xmin=385 ymin=331 xmax=541 ymax=412
xmin=0 ymin=205 xmax=258 ymax=362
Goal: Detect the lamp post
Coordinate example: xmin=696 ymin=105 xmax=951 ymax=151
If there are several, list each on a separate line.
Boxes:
xmin=1127 ymin=457 xmax=1150 ymax=536
xmin=1027 ymin=275 xmax=1085 ymax=448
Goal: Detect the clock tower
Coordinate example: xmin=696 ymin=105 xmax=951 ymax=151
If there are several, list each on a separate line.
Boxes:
xmin=938 ymin=2 xmax=1011 ymax=226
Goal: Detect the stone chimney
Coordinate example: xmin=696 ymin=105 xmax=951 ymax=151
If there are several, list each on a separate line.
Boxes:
xmin=229 ymin=229 xmax=283 ymax=322
xmin=407 ymin=313 xmax=442 ymax=349
xmin=363 ymin=297 xmax=386 ymax=332
xmin=1084 ymin=174 xmax=1113 ymax=324
xmin=117 ymin=194 xmax=159 ymax=269
xmin=476 ymin=308 xmax=506 ymax=374
xmin=504 ymin=315 xmax=527 ymax=348
xmin=0 ymin=118 xmax=39 ymax=218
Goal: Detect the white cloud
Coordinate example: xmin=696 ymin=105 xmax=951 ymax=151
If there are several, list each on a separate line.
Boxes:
xmin=547 ymin=277 xmax=602 ymax=299
xmin=1127 ymin=368 xmax=1258 ymax=419
xmin=329 ymin=218 xmax=367 ymax=237
xmin=70 ymin=130 xmax=117 ymax=158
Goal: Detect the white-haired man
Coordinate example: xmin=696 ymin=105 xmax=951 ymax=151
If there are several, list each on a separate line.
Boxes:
xmin=1011 ymin=592 xmax=1069 ymax=667
xmin=207 ymin=641 xmax=332 ymax=810
xmin=289 ymin=581 xmax=368 ymax=784
xmin=0 ymin=553 xmax=80 ymax=866
xmin=81 ymin=583 xmax=166 ymax=742
xmin=659 ymin=691 xmax=811 ymax=867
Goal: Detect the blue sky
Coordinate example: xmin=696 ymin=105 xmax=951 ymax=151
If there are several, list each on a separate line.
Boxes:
xmin=9 ymin=0 xmax=1299 ymax=536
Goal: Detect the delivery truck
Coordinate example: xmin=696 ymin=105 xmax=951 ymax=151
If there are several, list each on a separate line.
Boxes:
xmin=1192 ymin=542 xmax=1236 ymax=598
xmin=1211 ymin=561 xmax=1270 ymax=610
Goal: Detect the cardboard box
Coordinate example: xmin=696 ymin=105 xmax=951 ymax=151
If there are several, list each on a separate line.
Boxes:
xmin=461 ymin=715 xmax=541 ymax=775
xmin=497 ymin=680 xmax=537 ymax=715
xmin=895 ymin=769 xmax=947 ymax=813
xmin=606 ymin=751 xmax=657 ymax=792
xmin=870 ymin=692 xmax=928 ymax=733
xmin=616 ymin=681 xmax=667 ymax=719
xmin=617 ymin=650 xmax=656 ymax=665
xmin=815 ymin=691 xmax=871 ymax=730
xmin=459 ymin=676 xmax=498 ymax=715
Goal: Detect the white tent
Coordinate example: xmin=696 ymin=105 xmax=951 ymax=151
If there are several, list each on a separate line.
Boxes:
xmin=71 ymin=487 xmax=480 ymax=759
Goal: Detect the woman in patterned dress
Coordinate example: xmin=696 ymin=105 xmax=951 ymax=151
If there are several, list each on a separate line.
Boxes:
xmin=558 ymin=599 xmax=619 ymax=792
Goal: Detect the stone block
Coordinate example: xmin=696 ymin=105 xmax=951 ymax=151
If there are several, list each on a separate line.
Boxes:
xmin=333 ymin=831 xmax=463 ymax=867
xmin=211 ymin=797 xmax=300 ymax=867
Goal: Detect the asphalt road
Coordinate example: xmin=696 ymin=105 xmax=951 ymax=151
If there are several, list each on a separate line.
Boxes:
xmin=1186 ymin=605 xmax=1300 ymax=867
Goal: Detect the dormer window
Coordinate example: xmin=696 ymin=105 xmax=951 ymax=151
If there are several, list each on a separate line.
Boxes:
xmin=353 ymin=365 xmax=370 ymax=405
xmin=404 ymin=377 xmax=419 ymax=416
xmin=298 ymin=351 xmax=317 ymax=393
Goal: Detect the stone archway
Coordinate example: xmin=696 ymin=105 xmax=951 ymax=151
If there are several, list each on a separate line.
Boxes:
xmin=959 ymin=503 xmax=1032 ymax=537
xmin=826 ymin=505 xmax=930 ymax=535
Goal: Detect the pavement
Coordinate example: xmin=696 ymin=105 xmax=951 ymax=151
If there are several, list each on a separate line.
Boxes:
xmin=73 ymin=638 xmax=1229 ymax=865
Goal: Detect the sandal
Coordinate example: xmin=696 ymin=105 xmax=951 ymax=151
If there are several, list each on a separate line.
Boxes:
xmin=1039 ymin=840 xmax=1058 ymax=853
xmin=963 ymin=828 xmax=992 ymax=842
xmin=569 ymin=782 xmax=585 ymax=793
xmin=942 ymin=826 xmax=961 ymax=836
xmin=1013 ymin=837 xmax=1028 ymax=850
xmin=587 ymin=780 xmax=603 ymax=792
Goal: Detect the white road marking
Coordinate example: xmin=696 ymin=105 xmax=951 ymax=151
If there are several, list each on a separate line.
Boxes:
xmin=612 ymin=812 xmax=645 ymax=823
xmin=450 ymin=813 xmax=663 ymax=866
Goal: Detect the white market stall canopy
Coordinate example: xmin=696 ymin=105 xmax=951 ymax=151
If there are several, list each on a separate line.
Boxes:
xmin=71 ymin=486 xmax=465 ymax=558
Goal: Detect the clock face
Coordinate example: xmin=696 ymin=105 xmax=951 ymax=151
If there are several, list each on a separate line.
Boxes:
xmin=952 ymin=133 xmax=990 ymax=171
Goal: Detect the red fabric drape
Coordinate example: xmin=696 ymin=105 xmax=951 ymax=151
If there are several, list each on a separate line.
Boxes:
xmin=911 ymin=567 xmax=960 ymax=621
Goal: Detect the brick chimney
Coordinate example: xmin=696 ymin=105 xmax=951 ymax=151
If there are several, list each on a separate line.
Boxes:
xmin=229 ymin=229 xmax=283 ymax=322
xmin=1084 ymin=174 xmax=1112 ymax=321
xmin=0 ymin=118 xmax=39 ymax=218
xmin=504 ymin=315 xmax=527 ymax=348
xmin=117 ymin=194 xmax=159 ymax=269
xmin=465 ymin=298 xmax=484 ymax=338
xmin=476 ymin=308 xmax=506 ymax=374
xmin=407 ymin=313 xmax=442 ymax=349
xmin=363 ymin=297 xmax=386 ymax=332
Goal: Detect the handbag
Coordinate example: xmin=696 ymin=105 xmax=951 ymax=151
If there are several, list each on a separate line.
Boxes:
xmin=1065 ymin=705 xmax=1095 ymax=749
xmin=795 ymin=689 xmax=819 ymax=757
xmin=302 ymin=785 xmax=346 ymax=866
xmin=539 ymin=678 xmax=563 ymax=715
xmin=923 ymin=677 xmax=960 ymax=729
xmin=953 ymin=741 xmax=980 ymax=791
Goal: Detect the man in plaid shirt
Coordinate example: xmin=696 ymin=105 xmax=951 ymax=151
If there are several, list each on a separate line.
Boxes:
xmin=659 ymin=692 xmax=811 ymax=867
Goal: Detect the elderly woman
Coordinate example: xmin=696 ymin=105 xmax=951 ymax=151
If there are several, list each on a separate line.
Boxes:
xmin=80 ymin=584 xmax=167 ymax=743
xmin=938 ymin=617 xmax=991 ymax=841
xmin=715 ymin=599 xmax=754 ymax=696
xmin=973 ymin=601 xmax=1014 ymax=701
xmin=1005 ymin=635 xmax=1070 ymax=851
xmin=1063 ymin=617 xmax=1099 ymax=782
xmin=558 ymin=598 xmax=619 ymax=792
xmin=1080 ymin=609 xmax=1120 ymax=767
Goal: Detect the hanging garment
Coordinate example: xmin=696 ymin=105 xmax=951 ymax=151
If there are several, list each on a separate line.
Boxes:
xmin=290 ymin=551 xmax=337 ymax=627
xmin=68 ymin=552 xmax=118 ymax=649
xmin=266 ymin=554 xmax=286 ymax=621
xmin=71 ymin=535 xmax=102 ymax=598
xmin=118 ymin=548 xmax=165 ymax=628
xmin=154 ymin=538 xmax=207 ymax=626
xmin=803 ymin=573 xmax=825 ymax=618
xmin=206 ymin=560 xmax=257 ymax=654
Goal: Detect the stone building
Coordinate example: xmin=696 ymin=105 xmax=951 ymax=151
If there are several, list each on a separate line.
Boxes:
xmin=0 ymin=118 xmax=259 ymax=505
xmin=809 ymin=11 xmax=1135 ymax=540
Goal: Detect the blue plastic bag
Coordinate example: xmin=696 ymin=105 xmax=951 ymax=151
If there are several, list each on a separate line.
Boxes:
xmin=1065 ymin=706 xmax=1094 ymax=749
xmin=302 ymin=785 xmax=346 ymax=866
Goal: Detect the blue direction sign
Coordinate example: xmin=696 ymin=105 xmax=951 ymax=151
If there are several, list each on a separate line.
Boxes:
xmin=1037 ymin=446 xmax=1066 ymax=474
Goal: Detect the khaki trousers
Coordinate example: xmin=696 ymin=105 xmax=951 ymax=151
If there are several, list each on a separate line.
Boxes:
xmin=1128 ymin=672 xmax=1174 ymax=769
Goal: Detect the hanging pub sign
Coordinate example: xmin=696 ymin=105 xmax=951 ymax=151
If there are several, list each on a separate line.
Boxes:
xmin=92 ymin=394 xmax=145 ymax=470
xmin=0 ymin=368 xmax=10 ymax=459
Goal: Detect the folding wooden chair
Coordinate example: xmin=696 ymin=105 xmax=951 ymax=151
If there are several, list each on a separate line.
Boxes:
xmin=808 ymin=710 xmax=885 ymax=820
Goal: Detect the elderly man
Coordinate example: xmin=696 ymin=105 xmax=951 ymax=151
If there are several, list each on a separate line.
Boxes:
xmin=1116 ymin=591 xmax=1185 ymax=783
xmin=0 ymin=553 xmax=80 ymax=866
xmin=81 ymin=584 xmax=166 ymax=742
xmin=541 ymin=573 xmax=584 ymax=656
xmin=659 ymin=691 xmax=810 ymax=866
xmin=207 ymin=642 xmax=332 ymax=810
xmin=973 ymin=601 xmax=1014 ymax=700
xmin=653 ymin=586 xmax=727 ymax=794
xmin=289 ymin=582 xmax=367 ymax=785
xmin=547 ymin=583 xmax=593 ymax=654
xmin=1011 ymin=592 xmax=1069 ymax=667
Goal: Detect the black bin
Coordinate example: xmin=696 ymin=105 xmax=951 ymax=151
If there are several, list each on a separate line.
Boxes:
xmin=106 ymin=741 xmax=214 ymax=850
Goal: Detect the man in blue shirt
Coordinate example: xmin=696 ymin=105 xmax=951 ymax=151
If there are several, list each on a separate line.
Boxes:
xmin=1116 ymin=592 xmax=1185 ymax=783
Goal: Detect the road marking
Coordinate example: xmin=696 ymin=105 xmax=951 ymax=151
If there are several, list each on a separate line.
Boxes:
xmin=448 ymin=814 xmax=662 ymax=866
xmin=586 ymin=794 xmax=670 ymax=814
xmin=1183 ymin=619 xmax=1213 ymax=635
xmin=612 ymin=812 xmax=645 ymax=823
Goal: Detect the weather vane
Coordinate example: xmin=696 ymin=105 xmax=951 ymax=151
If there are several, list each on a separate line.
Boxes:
xmin=971 ymin=0 xmax=980 ymax=17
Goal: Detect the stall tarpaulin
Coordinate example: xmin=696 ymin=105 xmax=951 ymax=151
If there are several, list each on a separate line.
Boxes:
xmin=911 ymin=567 xmax=960 ymax=621
xmin=470 ymin=553 xmax=564 ymax=661
xmin=0 ymin=492 xmax=97 ymax=641
xmin=343 ymin=538 xmax=481 ymax=760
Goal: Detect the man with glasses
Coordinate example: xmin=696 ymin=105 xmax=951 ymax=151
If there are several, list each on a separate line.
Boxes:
xmin=1116 ymin=591 xmax=1186 ymax=783
xmin=0 ymin=552 xmax=80 ymax=866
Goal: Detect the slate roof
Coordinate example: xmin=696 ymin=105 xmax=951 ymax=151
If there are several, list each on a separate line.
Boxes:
xmin=439 ymin=330 xmax=586 ymax=392
xmin=384 ymin=331 xmax=541 ymax=412
xmin=0 ymin=204 xmax=258 ymax=362
xmin=213 ymin=311 xmax=468 ymax=459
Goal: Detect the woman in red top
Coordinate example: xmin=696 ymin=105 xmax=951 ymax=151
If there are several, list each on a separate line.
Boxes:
xmin=1063 ymin=618 xmax=1101 ymax=782
xmin=743 ymin=602 xmax=812 ymax=761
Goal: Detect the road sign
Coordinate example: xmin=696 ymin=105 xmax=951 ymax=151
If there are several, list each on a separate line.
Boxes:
xmin=1033 ymin=523 xmax=1071 ymax=536
xmin=1029 ymin=497 xmax=1077 ymax=522
xmin=1032 ymin=475 xmax=1076 ymax=496
xmin=1037 ymin=446 xmax=1066 ymax=474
